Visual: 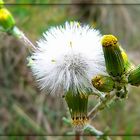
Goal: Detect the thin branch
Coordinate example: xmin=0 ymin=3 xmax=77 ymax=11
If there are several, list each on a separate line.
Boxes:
xmin=84 ymin=124 xmax=103 ymax=136
xmin=88 ymin=91 xmax=116 ymax=119
xmin=19 ymin=31 xmax=36 ymax=50
xmin=84 ymin=124 xmax=111 ymax=140
xmin=10 ymin=26 xmax=36 ymax=51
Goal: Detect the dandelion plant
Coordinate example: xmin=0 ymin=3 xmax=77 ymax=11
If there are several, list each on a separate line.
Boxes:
xmin=30 ymin=21 xmax=106 ymax=130
xmin=1 ymin=1 xmax=140 ymax=139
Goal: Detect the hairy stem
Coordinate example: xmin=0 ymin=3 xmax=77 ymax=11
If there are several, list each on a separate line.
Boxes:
xmin=11 ymin=26 xmax=36 ymax=51
xmin=84 ymin=124 xmax=111 ymax=140
xmin=88 ymin=91 xmax=116 ymax=119
xmin=84 ymin=124 xmax=103 ymax=136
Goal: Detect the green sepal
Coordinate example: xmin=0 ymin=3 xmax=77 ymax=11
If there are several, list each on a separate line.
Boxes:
xmin=92 ymin=75 xmax=115 ymax=92
xmin=65 ymin=89 xmax=88 ymax=119
xmin=65 ymin=89 xmax=89 ymax=128
xmin=128 ymin=64 xmax=140 ymax=86
xmin=103 ymin=45 xmax=125 ymax=77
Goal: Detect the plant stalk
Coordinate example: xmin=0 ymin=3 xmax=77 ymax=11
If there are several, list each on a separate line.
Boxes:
xmin=75 ymin=130 xmax=82 ymax=140
xmin=88 ymin=91 xmax=116 ymax=119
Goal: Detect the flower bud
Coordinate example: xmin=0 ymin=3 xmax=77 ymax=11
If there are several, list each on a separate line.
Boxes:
xmin=101 ymin=35 xmax=125 ymax=77
xmin=65 ymin=90 xmax=89 ymax=130
xmin=128 ymin=64 xmax=140 ymax=86
xmin=120 ymin=47 xmax=134 ymax=74
xmin=0 ymin=8 xmax=15 ymax=31
xmin=92 ymin=75 xmax=115 ymax=92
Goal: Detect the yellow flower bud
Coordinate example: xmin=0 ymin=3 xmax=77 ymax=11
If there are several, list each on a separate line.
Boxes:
xmin=0 ymin=8 xmax=15 ymax=31
xmin=128 ymin=64 xmax=140 ymax=86
xmin=101 ymin=35 xmax=125 ymax=77
xmin=92 ymin=75 xmax=115 ymax=92
xmin=120 ymin=47 xmax=135 ymax=74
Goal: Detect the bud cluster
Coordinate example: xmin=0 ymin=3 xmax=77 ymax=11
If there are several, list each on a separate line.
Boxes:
xmin=92 ymin=34 xmax=140 ymax=99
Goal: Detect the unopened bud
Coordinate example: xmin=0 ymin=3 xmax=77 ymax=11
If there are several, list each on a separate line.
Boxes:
xmin=92 ymin=75 xmax=115 ymax=92
xmin=120 ymin=47 xmax=134 ymax=74
xmin=128 ymin=64 xmax=140 ymax=86
xmin=101 ymin=35 xmax=125 ymax=77
xmin=0 ymin=8 xmax=15 ymax=31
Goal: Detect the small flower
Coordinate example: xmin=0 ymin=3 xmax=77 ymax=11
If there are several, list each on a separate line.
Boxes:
xmin=0 ymin=8 xmax=15 ymax=31
xmin=30 ymin=21 xmax=106 ymax=129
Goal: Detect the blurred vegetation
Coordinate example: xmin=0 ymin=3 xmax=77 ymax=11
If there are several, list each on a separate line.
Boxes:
xmin=1 ymin=0 xmax=140 ymax=140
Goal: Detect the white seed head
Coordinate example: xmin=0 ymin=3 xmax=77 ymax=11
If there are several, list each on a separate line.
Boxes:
xmin=30 ymin=21 xmax=106 ymax=95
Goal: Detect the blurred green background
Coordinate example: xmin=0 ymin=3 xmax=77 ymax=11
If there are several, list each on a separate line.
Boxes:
xmin=0 ymin=0 xmax=140 ymax=140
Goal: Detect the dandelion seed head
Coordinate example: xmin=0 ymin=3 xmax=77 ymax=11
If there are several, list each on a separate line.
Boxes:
xmin=31 ymin=21 xmax=106 ymax=95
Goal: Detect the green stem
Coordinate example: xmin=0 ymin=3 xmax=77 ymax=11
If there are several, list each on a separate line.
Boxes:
xmin=88 ymin=91 xmax=116 ymax=119
xmin=84 ymin=124 xmax=103 ymax=135
xmin=84 ymin=124 xmax=111 ymax=140
xmin=10 ymin=26 xmax=36 ymax=51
